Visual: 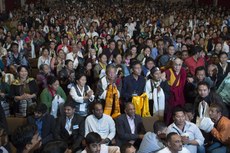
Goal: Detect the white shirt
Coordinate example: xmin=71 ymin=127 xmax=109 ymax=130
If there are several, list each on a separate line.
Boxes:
xmin=81 ymin=144 xmax=120 ymax=153
xmin=37 ymin=56 xmax=51 ymax=68
xmin=66 ymin=51 xmax=83 ymax=69
xmin=157 ymin=147 xmax=190 ymax=153
xmin=69 ymin=85 xmax=94 ymax=103
xmin=14 ymin=39 xmax=24 ymax=52
xmin=87 ymin=31 xmax=99 ymax=38
xmin=125 ymin=22 xmax=136 ymax=37
xmin=126 ymin=115 xmax=135 ymax=134
xmin=167 ymin=121 xmax=204 ymax=153
xmin=0 ymin=47 xmax=7 ymax=57
xmin=66 ymin=51 xmax=83 ymax=60
xmin=222 ymin=41 xmax=229 ymax=53
xmin=43 ymin=25 xmax=49 ymax=34
xmin=65 ymin=116 xmax=73 ymax=135
xmin=81 ymin=144 xmax=109 ymax=153
xmin=138 ymin=132 xmax=164 ymax=153
xmin=62 ymin=45 xmax=69 ymax=54
xmin=66 ymin=52 xmax=79 ymax=69
xmin=85 ymin=114 xmax=116 ymax=140
xmin=0 ymin=146 xmax=9 ymax=153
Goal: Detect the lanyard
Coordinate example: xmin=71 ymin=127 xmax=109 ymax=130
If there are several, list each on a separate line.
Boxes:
xmin=76 ymin=85 xmax=85 ymax=97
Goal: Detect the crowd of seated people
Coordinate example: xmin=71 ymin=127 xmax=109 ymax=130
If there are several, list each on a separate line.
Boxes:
xmin=0 ymin=0 xmax=230 ymax=152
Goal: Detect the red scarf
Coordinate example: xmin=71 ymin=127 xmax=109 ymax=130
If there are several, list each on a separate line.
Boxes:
xmin=48 ymin=86 xmax=57 ymax=97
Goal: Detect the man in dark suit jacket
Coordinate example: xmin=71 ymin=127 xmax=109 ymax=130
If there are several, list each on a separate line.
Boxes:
xmin=27 ymin=103 xmax=55 ymax=145
xmin=115 ymin=102 xmax=146 ymax=147
xmin=54 ymin=102 xmax=85 ymax=152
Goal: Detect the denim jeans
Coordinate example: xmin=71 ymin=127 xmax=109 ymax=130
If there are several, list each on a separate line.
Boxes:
xmin=207 ymin=142 xmax=227 ymax=153
xmin=197 ymin=145 xmax=206 ymax=153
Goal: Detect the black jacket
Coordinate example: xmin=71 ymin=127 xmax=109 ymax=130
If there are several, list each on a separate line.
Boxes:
xmin=194 ymin=92 xmax=229 ymax=119
xmin=27 ymin=113 xmax=56 ymax=144
xmin=54 ymin=114 xmax=85 ymax=151
xmin=115 ymin=114 xmax=146 ymax=147
xmin=216 ymin=63 xmax=230 ymax=88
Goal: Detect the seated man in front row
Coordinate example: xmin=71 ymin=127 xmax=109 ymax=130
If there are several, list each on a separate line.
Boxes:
xmin=167 ymin=107 xmax=204 ymax=153
xmin=54 ymin=102 xmax=85 ymax=152
xmin=27 ymin=103 xmax=56 ymax=145
xmin=157 ymin=132 xmax=190 ymax=153
xmin=115 ymin=102 xmax=146 ymax=147
xmin=11 ymin=124 xmax=42 ymax=153
xmin=85 ymin=102 xmax=116 ymax=144
xmin=82 ymin=132 xmax=120 ymax=153
xmin=138 ymin=120 xmax=167 ymax=153
xmin=199 ymin=102 xmax=230 ymax=153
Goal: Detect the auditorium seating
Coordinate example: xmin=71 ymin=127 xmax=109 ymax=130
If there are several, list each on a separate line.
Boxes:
xmin=6 ymin=115 xmax=158 ymax=153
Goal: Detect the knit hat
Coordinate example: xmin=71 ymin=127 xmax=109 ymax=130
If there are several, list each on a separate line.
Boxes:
xmin=151 ymin=67 xmax=160 ymax=74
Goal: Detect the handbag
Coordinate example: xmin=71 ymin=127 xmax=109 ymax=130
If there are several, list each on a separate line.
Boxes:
xmin=50 ymin=94 xmax=65 ymax=118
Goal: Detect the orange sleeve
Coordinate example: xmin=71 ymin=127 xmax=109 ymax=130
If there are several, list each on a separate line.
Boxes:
xmin=211 ymin=119 xmax=230 ymax=145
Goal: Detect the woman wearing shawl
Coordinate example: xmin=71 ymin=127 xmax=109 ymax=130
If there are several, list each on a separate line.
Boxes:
xmin=10 ymin=66 xmax=38 ymax=117
xmin=145 ymin=67 xmax=170 ymax=118
xmin=40 ymin=76 xmax=67 ymax=117
xmin=69 ymin=73 xmax=95 ymax=117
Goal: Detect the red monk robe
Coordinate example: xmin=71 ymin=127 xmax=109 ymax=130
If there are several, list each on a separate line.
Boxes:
xmin=165 ymin=67 xmax=187 ymax=124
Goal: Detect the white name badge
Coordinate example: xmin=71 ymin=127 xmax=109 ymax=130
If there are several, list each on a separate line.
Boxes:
xmin=79 ymin=103 xmax=86 ymax=112
xmin=73 ymin=125 xmax=79 ymax=130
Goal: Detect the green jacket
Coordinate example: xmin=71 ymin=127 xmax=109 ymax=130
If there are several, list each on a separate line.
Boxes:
xmin=40 ymin=87 xmax=67 ymax=111
xmin=217 ymin=75 xmax=230 ymax=105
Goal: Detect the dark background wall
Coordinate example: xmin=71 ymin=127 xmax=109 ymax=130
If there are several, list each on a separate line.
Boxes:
xmin=3 ymin=0 xmax=230 ymax=11
xmin=5 ymin=0 xmax=21 ymax=11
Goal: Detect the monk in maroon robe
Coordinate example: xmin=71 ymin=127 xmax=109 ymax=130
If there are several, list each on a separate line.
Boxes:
xmin=164 ymin=58 xmax=187 ymax=124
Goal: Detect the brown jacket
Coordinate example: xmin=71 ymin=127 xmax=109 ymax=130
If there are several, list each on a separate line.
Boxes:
xmin=211 ymin=116 xmax=230 ymax=146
